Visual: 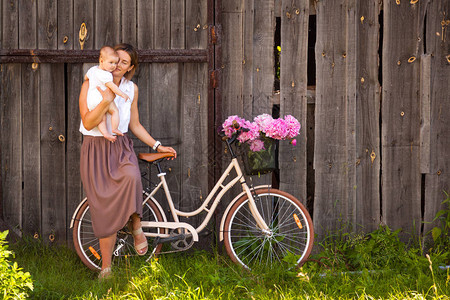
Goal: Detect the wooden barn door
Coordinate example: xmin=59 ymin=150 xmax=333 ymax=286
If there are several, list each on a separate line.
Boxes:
xmin=0 ymin=0 xmax=220 ymax=248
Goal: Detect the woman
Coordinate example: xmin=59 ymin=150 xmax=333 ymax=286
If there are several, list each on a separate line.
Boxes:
xmin=79 ymin=43 xmax=176 ymax=279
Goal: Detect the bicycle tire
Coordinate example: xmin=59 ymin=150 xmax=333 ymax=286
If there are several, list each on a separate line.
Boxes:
xmin=223 ymin=188 xmax=314 ymax=270
xmin=72 ymin=194 xmax=164 ymax=271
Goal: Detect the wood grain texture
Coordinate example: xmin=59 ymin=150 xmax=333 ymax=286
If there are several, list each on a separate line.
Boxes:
xmin=423 ymin=0 xmax=450 ymax=237
xmin=2 ymin=0 xmax=19 ymax=48
xmin=57 ymin=0 xmax=73 ymax=49
xmin=121 ymin=0 xmax=137 ymax=45
xmin=313 ymin=0 xmax=350 ymax=237
xmin=95 ymin=0 xmax=120 ymax=47
xmin=381 ymin=0 xmax=425 ymax=236
xmin=40 ymin=64 xmax=66 ymax=244
xmin=19 ymin=0 xmax=37 ymax=49
xmin=37 ymin=0 xmax=57 ymax=49
xmin=279 ymin=0 xmax=308 ymax=202
xmin=0 ymin=64 xmax=22 ymax=236
xmin=354 ymin=0 xmax=381 ymax=231
xmin=65 ymin=64 xmax=83 ymax=242
xmin=21 ymin=63 xmax=41 ymax=237
xmin=74 ymin=0 xmax=94 ymax=50
xmin=137 ymin=0 xmax=154 ymax=49
xmin=171 ymin=0 xmax=185 ymax=49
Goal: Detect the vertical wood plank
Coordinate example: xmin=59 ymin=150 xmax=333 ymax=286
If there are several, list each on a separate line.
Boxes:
xmin=95 ymin=0 xmax=120 ymax=47
xmin=420 ymin=54 xmax=431 ymax=174
xmin=137 ymin=0 xmax=154 ymax=49
xmin=121 ymin=0 xmax=137 ymax=45
xmin=221 ymin=0 xmax=244 ymax=116
xmin=249 ymin=1 xmax=275 ymax=188
xmin=74 ymin=0 xmax=95 ymax=50
xmin=135 ymin=1 xmax=154 ymax=187
xmin=154 ymin=0 xmax=170 ymax=49
xmin=58 ymin=0 xmax=73 ymax=49
xmin=252 ymin=0 xmax=274 ymax=116
xmin=171 ymin=0 xmax=185 ymax=49
xmin=355 ymin=0 xmax=381 ymax=231
xmin=37 ymin=0 xmax=57 ymax=49
xmin=181 ymin=0 xmax=209 ymax=247
xmin=382 ymin=0 xmax=425 ymax=237
xmin=423 ymin=0 xmax=450 ymax=237
xmin=19 ymin=0 xmax=37 ymax=49
xmin=151 ymin=1 xmax=182 ymax=205
xmin=279 ymin=0 xmax=308 ymax=201
xmin=40 ymin=64 xmax=66 ymax=244
xmin=242 ymin=0 xmax=254 ymax=120
xmin=186 ymin=0 xmax=208 ymax=49
xmin=2 ymin=0 xmax=19 ymax=48
xmin=66 ymin=64 xmax=83 ymax=243
xmin=21 ymin=63 xmax=41 ymax=237
xmin=313 ymin=0 xmax=350 ymax=237
xmin=0 ymin=64 xmax=22 ymax=236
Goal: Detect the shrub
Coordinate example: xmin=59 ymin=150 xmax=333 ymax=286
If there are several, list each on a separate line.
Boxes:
xmin=0 ymin=230 xmax=33 ymax=299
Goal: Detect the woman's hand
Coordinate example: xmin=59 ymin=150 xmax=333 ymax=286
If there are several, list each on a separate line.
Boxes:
xmin=157 ymin=145 xmax=177 ymax=159
xmin=96 ymin=86 xmax=116 ymax=104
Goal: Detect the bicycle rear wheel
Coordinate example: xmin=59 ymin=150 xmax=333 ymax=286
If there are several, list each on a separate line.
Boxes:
xmin=223 ymin=188 xmax=314 ymax=270
xmin=72 ymin=194 xmax=164 ymax=271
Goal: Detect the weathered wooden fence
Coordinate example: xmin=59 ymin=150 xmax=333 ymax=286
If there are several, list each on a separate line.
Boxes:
xmin=1 ymin=0 xmax=449 ymax=247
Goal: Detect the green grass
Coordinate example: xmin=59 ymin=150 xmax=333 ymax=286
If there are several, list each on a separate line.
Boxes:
xmin=8 ymin=227 xmax=450 ymax=299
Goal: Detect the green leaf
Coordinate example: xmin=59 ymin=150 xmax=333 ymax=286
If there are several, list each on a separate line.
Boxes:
xmin=431 ymin=227 xmax=442 ymax=241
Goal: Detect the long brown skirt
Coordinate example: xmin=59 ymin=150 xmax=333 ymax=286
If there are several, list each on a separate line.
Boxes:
xmin=80 ymin=134 xmax=143 ymax=238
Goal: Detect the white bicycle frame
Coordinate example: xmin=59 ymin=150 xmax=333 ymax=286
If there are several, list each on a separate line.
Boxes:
xmin=141 ymin=157 xmax=270 ymax=242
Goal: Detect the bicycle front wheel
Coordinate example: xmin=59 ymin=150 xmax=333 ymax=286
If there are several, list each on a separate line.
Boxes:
xmin=223 ymin=188 xmax=314 ymax=270
xmin=72 ymin=195 xmax=164 ymax=271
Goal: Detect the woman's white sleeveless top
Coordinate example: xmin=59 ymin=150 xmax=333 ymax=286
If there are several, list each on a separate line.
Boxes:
xmin=79 ymin=77 xmax=134 ymax=136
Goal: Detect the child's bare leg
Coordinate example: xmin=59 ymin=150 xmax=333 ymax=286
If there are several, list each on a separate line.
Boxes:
xmin=98 ymin=114 xmax=117 ymax=142
xmin=109 ymin=102 xmax=123 ymax=136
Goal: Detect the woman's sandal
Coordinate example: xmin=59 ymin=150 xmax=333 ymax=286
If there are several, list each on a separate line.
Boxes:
xmin=132 ymin=227 xmax=148 ymax=256
xmin=98 ymin=267 xmax=112 ymax=280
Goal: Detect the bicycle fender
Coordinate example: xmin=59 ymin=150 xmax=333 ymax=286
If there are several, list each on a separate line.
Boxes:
xmin=219 ymin=185 xmax=271 ymax=241
xmin=70 ymin=197 xmax=88 ymax=228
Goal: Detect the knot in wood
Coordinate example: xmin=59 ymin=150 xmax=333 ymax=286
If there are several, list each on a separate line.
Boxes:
xmin=286 ymin=12 xmax=291 ymax=19
xmin=49 ymin=234 xmax=55 ymax=242
xmin=396 ymin=0 xmax=400 ymax=4
xmin=34 ymin=233 xmax=39 ymax=239
xmin=360 ymin=16 xmax=365 ymax=24
xmin=437 ymin=170 xmax=442 ymax=176
xmin=400 ymin=111 xmax=405 ymax=117
xmin=361 ymin=77 xmax=365 ymax=83
xmin=32 ymin=63 xmax=39 ymax=70
xmin=408 ymin=56 xmax=416 ymax=63
xmin=397 ymin=60 xmax=401 ymax=66
xmin=410 ymin=0 xmax=418 ymax=4
xmin=446 ymin=55 xmax=450 ymax=63
xmin=63 ymin=36 xmax=69 ymax=44
xmin=295 ymin=9 xmax=300 ymax=15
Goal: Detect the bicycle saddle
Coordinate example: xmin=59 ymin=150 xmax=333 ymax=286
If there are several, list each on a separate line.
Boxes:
xmin=138 ymin=152 xmax=175 ymax=163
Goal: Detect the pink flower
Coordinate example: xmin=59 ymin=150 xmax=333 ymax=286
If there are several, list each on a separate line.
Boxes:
xmin=254 ymin=114 xmax=273 ymax=132
xmin=222 ymin=115 xmax=245 ymax=137
xmin=249 ymin=139 xmax=265 ymax=152
xmin=284 ymin=115 xmax=301 ymax=139
xmin=291 ymin=139 xmax=297 ymax=146
xmin=238 ymin=121 xmax=259 ymax=143
xmin=265 ymin=118 xmax=289 ymax=140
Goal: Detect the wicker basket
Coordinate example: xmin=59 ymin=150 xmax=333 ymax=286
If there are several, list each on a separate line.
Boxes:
xmin=241 ymin=137 xmax=277 ymax=176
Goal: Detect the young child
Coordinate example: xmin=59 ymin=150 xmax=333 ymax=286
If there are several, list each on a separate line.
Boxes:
xmin=85 ymin=46 xmax=130 ymax=142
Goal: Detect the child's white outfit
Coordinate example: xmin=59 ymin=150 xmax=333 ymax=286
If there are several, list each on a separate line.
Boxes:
xmin=85 ymin=66 xmax=114 ymax=111
xmin=79 ymin=67 xmax=134 ymax=136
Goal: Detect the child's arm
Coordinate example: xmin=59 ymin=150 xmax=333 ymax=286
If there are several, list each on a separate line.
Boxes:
xmin=105 ymin=82 xmax=130 ymax=101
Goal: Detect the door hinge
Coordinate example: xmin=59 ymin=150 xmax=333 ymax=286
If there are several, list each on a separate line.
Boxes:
xmin=210 ymin=69 xmax=220 ymax=89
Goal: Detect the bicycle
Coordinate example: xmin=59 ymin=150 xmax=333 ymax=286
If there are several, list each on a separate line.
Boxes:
xmin=71 ymin=127 xmax=314 ymax=271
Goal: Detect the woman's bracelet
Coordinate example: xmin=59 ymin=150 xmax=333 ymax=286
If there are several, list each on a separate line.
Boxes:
xmin=152 ymin=141 xmax=161 ymax=151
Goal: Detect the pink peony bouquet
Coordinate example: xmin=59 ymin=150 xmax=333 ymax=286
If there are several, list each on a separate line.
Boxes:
xmin=222 ymin=113 xmax=300 ymax=152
